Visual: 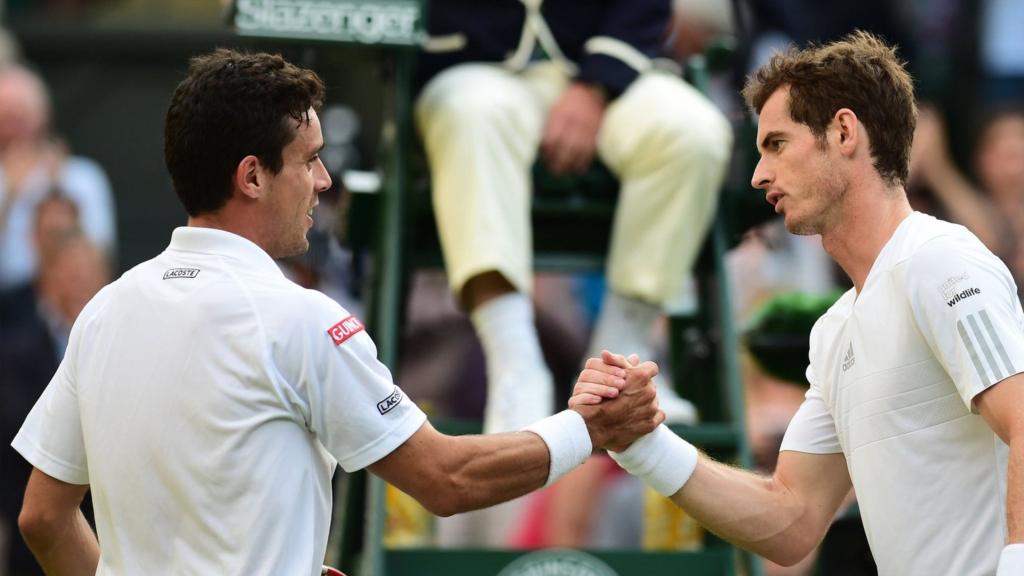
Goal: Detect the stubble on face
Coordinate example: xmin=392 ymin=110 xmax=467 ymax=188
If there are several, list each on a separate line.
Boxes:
xmin=263 ymin=113 xmax=322 ymax=260
xmin=783 ymin=145 xmax=848 ymax=236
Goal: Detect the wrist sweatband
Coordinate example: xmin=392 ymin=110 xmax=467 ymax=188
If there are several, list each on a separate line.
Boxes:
xmin=997 ymin=543 xmax=1024 ymax=575
xmin=610 ymin=424 xmax=698 ymax=497
xmin=524 ymin=410 xmax=593 ymax=486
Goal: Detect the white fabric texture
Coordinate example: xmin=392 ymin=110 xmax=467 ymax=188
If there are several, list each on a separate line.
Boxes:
xmin=470 ymin=292 xmax=554 ymax=433
xmin=584 ymin=290 xmax=660 ymax=361
xmin=610 ymin=424 xmax=698 ymax=496
xmin=415 ymin=61 xmax=732 ymax=304
xmin=523 ymin=409 xmax=592 ymax=486
xmin=781 ymin=212 xmax=1016 ymax=576
xmin=997 ymin=544 xmax=1024 ymax=575
xmin=12 ymin=227 xmax=426 ymax=576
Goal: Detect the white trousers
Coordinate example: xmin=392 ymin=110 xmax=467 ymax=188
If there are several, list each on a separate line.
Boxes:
xmin=415 ymin=62 xmax=732 ymax=304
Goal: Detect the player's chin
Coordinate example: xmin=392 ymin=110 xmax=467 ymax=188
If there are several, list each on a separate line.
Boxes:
xmin=281 ymin=236 xmax=311 ymax=259
xmin=783 ymin=213 xmax=817 ymax=236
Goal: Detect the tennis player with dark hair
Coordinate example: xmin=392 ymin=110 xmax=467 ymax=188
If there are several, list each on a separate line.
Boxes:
xmin=575 ymin=32 xmax=1024 ymax=575
xmin=12 ymin=49 xmax=663 ymax=575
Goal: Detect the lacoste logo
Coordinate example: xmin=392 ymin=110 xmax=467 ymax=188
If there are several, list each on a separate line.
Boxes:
xmin=328 ymin=315 xmax=365 ymax=346
xmin=841 ymin=343 xmax=855 ymax=372
xmin=163 ymin=267 xmax=200 ymax=279
xmin=377 ymin=387 xmax=403 ymax=415
xmin=947 ymin=287 xmax=981 ymax=307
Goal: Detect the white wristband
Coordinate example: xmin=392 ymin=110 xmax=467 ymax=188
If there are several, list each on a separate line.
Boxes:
xmin=523 ymin=410 xmax=593 ymax=486
xmin=609 ymin=424 xmax=698 ymax=497
xmin=997 ymin=543 xmax=1024 ymax=575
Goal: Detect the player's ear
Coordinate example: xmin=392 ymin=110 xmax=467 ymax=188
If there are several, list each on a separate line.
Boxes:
xmin=832 ymin=108 xmax=858 ymax=157
xmin=234 ymin=155 xmax=264 ymax=200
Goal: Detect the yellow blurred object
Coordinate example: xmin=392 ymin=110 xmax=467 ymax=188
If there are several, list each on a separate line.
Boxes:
xmin=642 ymin=485 xmax=702 ymax=551
xmin=384 ymin=483 xmax=433 ymax=548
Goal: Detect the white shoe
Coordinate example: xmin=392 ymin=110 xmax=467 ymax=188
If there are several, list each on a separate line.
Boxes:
xmin=483 ymin=367 xmax=555 ymax=434
xmin=656 ymin=379 xmax=698 ymax=425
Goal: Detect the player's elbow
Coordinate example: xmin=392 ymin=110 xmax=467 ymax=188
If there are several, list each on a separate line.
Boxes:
xmin=757 ymin=520 xmax=825 ymax=566
xmin=415 ymin=475 xmax=466 ymax=518
xmin=765 ymin=544 xmax=814 ymax=568
xmin=18 ymin=503 xmax=60 ymax=550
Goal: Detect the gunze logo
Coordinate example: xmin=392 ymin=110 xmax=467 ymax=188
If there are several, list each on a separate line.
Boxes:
xmin=497 ymin=550 xmax=619 ymax=576
xmin=163 ymin=268 xmax=200 ymax=280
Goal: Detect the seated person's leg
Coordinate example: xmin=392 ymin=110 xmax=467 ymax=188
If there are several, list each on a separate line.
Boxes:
xmin=416 ymin=63 xmax=553 ymax=434
xmin=593 ymin=72 xmax=733 ymax=422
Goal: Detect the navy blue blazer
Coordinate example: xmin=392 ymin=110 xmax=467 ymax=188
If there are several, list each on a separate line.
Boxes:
xmin=417 ymin=0 xmax=672 ymax=98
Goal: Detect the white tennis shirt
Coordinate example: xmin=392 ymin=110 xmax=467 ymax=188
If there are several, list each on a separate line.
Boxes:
xmin=12 ymin=227 xmax=426 ymax=575
xmin=781 ymin=212 xmax=1019 ymax=576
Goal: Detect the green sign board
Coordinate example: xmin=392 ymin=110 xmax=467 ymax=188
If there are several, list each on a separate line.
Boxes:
xmin=234 ymin=0 xmax=423 ymax=46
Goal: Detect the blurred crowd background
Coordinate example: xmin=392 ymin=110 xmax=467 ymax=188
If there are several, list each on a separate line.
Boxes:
xmin=0 ymin=0 xmax=1021 ymax=575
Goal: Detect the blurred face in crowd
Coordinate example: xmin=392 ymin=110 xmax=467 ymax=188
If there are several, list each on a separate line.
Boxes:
xmin=34 ymin=196 xmax=80 ymax=256
xmin=751 ymin=87 xmax=848 ymax=236
xmin=976 ymin=113 xmax=1024 ymax=202
xmin=260 ymin=109 xmax=331 ymax=259
xmin=39 ymin=237 xmax=109 ymax=326
xmin=0 ymin=67 xmax=48 ymax=147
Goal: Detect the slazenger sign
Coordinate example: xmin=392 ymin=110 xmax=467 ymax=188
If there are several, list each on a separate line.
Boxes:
xmin=497 ymin=550 xmax=619 ymax=576
xmin=235 ymin=0 xmax=422 ymax=46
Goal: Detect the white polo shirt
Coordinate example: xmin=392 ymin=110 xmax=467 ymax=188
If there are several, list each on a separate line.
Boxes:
xmin=12 ymin=227 xmax=427 ymax=575
xmin=781 ymin=212 xmax=1020 ymax=576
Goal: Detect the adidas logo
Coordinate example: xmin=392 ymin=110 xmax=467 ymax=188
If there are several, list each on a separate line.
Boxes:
xmin=947 ymin=287 xmax=981 ymax=307
xmin=841 ymin=342 xmax=855 ymax=372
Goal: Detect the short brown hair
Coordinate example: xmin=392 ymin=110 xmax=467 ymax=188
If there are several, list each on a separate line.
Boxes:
xmin=742 ymin=31 xmax=917 ymax=187
xmin=164 ymin=49 xmax=326 ymax=216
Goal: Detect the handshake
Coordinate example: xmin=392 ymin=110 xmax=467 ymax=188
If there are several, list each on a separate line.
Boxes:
xmin=567 ymin=350 xmax=665 ymax=452
xmin=544 ymin=350 xmax=699 ymax=498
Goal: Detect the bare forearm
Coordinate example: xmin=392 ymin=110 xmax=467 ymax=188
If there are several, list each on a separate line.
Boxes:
xmin=670 ymin=457 xmax=820 ymax=566
xmin=1008 ymin=435 xmax=1024 ymax=543
xmin=442 ymin=431 xmax=551 ymax=513
xmin=22 ymin=509 xmax=98 ymax=576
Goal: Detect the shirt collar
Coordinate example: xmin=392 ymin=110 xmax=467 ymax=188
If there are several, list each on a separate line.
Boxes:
xmin=166 ymin=227 xmax=284 ymax=278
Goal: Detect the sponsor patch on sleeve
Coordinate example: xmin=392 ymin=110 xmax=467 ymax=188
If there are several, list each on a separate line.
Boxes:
xmin=377 ymin=386 xmax=404 ymax=415
xmin=328 ymin=315 xmax=365 ymax=346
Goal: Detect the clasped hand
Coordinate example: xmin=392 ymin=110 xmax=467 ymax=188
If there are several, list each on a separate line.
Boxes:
xmin=570 ymin=350 xmax=663 ymax=452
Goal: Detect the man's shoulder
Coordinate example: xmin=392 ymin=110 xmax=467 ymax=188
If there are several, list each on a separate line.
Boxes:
xmin=257 ymin=282 xmax=366 ymax=340
xmin=897 ymin=214 xmax=990 ymax=266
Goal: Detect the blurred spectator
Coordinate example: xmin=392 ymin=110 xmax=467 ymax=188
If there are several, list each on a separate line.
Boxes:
xmin=0 ymin=64 xmax=116 ymax=293
xmin=1 ymin=228 xmax=109 ymax=576
xmin=910 ymin=105 xmax=1024 ymax=295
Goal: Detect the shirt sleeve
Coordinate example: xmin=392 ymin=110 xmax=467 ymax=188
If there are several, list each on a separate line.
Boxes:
xmin=272 ymin=291 xmax=427 ymax=472
xmin=905 ymin=235 xmax=1024 ymax=411
xmin=11 ymin=336 xmax=89 ymax=485
xmin=780 ymin=361 xmax=844 ymax=455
